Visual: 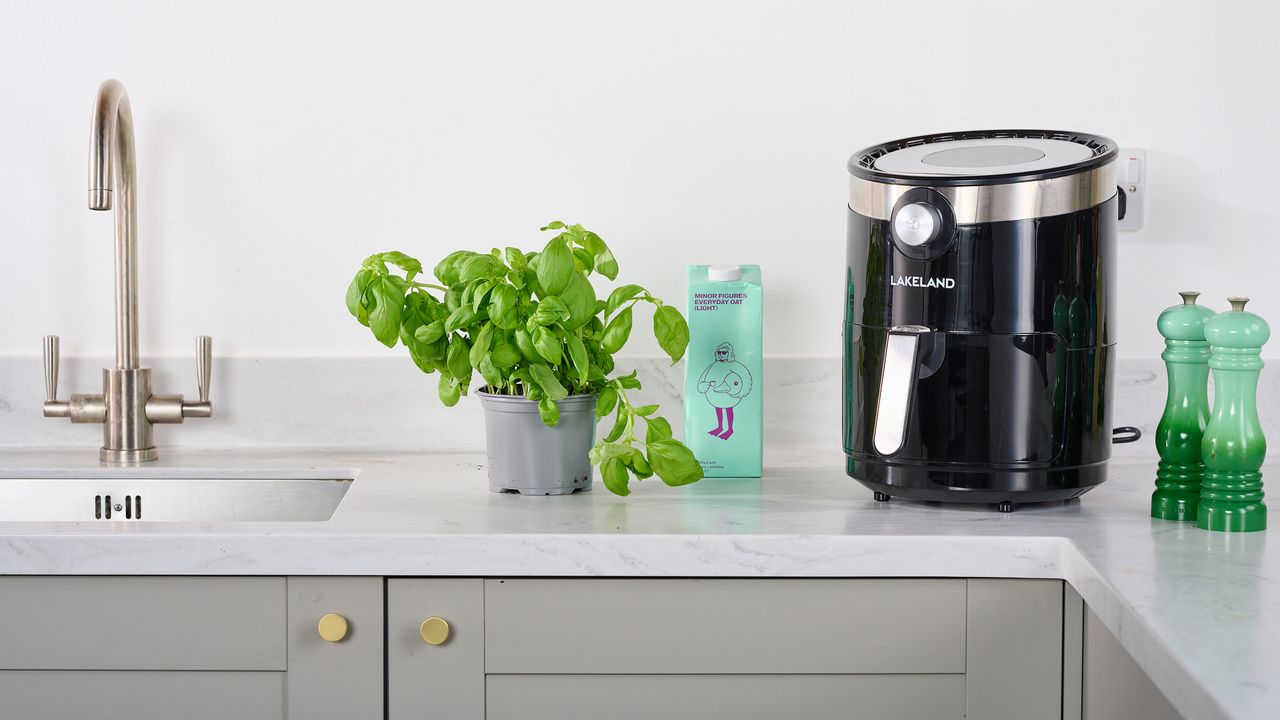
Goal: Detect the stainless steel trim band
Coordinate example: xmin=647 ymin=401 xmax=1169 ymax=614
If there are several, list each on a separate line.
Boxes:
xmin=848 ymin=161 xmax=1117 ymax=223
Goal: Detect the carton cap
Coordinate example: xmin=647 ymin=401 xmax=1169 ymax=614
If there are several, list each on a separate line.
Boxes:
xmin=708 ymin=264 xmax=742 ymax=281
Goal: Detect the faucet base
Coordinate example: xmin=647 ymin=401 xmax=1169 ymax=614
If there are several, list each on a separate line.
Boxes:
xmin=100 ymin=446 xmax=158 ymax=464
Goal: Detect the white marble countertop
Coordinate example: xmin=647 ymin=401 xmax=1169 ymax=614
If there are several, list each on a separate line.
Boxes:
xmin=0 ymin=447 xmax=1275 ymax=720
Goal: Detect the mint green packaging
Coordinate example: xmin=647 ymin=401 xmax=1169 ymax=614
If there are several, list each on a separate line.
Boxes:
xmin=684 ymin=265 xmax=763 ymax=477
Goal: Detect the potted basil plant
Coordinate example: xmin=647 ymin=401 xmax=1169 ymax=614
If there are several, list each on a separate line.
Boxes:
xmin=346 ymin=221 xmax=702 ymax=496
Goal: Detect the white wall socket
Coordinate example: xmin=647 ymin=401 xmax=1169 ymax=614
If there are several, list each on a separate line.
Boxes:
xmin=1117 ymin=148 xmax=1146 ymax=231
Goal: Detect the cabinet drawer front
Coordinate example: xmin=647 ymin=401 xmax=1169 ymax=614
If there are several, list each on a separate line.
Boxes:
xmin=486 ymin=674 xmax=965 ymax=720
xmin=485 ymin=578 xmax=965 ymax=674
xmin=0 ymin=670 xmax=285 ymax=720
xmin=0 ymin=577 xmax=285 ymax=670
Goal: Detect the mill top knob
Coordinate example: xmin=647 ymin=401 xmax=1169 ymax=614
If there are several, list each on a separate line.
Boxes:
xmin=1205 ymin=297 xmax=1270 ymax=349
xmin=1158 ymin=291 xmax=1216 ymax=344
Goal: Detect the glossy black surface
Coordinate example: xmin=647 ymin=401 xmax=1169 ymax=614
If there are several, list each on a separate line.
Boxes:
xmin=843 ymin=199 xmax=1117 ymax=506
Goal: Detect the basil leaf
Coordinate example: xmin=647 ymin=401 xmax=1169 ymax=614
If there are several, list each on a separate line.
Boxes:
xmin=626 ymin=451 xmax=653 ymax=479
xmin=489 ymin=284 xmax=519 ymax=329
xmin=532 ymin=326 xmax=562 ymax=364
xmin=438 ymin=374 xmax=461 ymax=407
xmin=491 ymin=342 xmax=521 ymax=368
xmin=602 ymin=306 xmax=633 ymax=354
xmin=415 ymin=320 xmax=444 ymax=344
xmin=469 ymin=323 xmax=494 ymax=368
xmin=653 ymin=305 xmax=690 ymax=363
xmin=647 ymin=439 xmax=703 ymax=487
xmin=571 ymin=247 xmax=594 ymax=274
xmin=560 ymin=272 xmax=596 ymax=330
xmin=345 ymin=269 xmax=375 ymax=325
xmin=593 ymin=441 xmax=632 ymax=462
xmin=566 ymin=334 xmax=589 ymax=386
xmin=532 ymin=296 xmax=571 ymax=326
xmin=514 ymin=328 xmax=541 ymax=363
xmin=504 ymin=247 xmax=528 ymax=273
xmin=582 ymin=231 xmax=618 ymax=280
xmin=379 ymin=251 xmax=423 ymax=279
xmin=600 ymin=458 xmax=630 ymax=496
xmin=541 ymin=220 xmax=566 ymax=231
xmin=645 ymin=416 xmax=673 ymax=444
xmin=433 ymin=250 xmax=474 ymax=286
xmin=460 ymin=254 xmax=502 ymax=283
xmin=368 ymin=276 xmax=404 ymax=348
xmin=595 ymin=385 xmax=618 ymax=418
xmin=445 ymin=304 xmax=478 ymax=333
xmin=605 ymin=284 xmax=645 ymax=316
xmin=478 ymin=355 xmax=502 ymax=390
xmin=537 ymin=397 xmax=560 ymax=426
xmin=616 ymin=369 xmax=641 ymax=390
xmin=446 ymin=339 xmax=471 ymax=381
xmin=633 ymin=404 xmax=658 ymax=417
xmin=604 ymin=406 xmax=629 ymax=442
xmin=471 ymin=280 xmax=493 ymax=312
xmin=530 ymin=363 xmax=568 ymax=401
xmin=444 ymin=286 xmax=464 ymax=312
xmin=536 ymin=236 xmax=574 ymax=296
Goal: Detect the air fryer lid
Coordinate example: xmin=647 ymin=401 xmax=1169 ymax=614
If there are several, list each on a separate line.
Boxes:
xmin=848 ymin=130 xmax=1119 ymax=224
xmin=850 ymin=130 xmax=1116 ymax=187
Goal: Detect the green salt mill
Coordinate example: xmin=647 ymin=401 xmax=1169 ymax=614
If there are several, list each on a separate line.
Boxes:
xmin=1154 ymin=291 xmax=1215 ymax=521
xmin=1200 ymin=297 xmax=1269 ymax=532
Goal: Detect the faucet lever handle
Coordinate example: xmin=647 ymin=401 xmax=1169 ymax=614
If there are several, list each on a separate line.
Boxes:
xmin=195 ymin=336 xmax=212 ymax=403
xmin=43 ymin=335 xmax=60 ymax=402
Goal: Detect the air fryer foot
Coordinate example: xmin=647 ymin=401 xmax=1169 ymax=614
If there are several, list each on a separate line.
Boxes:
xmin=873 ymin=492 xmax=891 ymax=502
xmin=997 ymin=501 xmax=1015 ymax=513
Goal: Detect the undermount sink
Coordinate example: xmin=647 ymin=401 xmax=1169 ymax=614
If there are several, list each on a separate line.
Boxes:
xmin=0 ymin=476 xmax=353 ymax=523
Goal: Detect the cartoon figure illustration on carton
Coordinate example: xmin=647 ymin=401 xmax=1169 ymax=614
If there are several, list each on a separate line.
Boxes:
xmin=697 ymin=341 xmax=753 ymax=440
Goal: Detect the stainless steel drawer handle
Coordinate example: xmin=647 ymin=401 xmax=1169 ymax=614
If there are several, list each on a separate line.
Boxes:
xmin=873 ymin=325 xmax=930 ymax=456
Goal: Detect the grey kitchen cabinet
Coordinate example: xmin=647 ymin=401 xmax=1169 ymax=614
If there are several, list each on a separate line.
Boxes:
xmin=3 ymin=575 xmax=1169 ymax=719
xmin=287 ymin=576 xmax=384 ymax=719
xmin=484 ymin=578 xmax=967 ymax=674
xmin=387 ymin=578 xmax=485 ymax=719
xmin=0 ymin=576 xmax=382 ymax=720
xmin=966 ymin=578 xmax=1065 ymax=720
xmin=483 ymin=578 xmax=1066 ymax=720
xmin=486 ymin=674 xmax=967 ymax=720
xmin=0 ymin=670 xmax=286 ymax=720
xmin=1082 ymin=605 xmax=1181 ymax=719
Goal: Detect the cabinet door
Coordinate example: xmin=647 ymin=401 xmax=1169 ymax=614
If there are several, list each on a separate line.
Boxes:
xmin=387 ymin=578 xmax=484 ymax=719
xmin=0 ymin=670 xmax=285 ymax=720
xmin=965 ymin=579 xmax=1064 ymax=720
xmin=1083 ymin=607 xmax=1181 ymax=720
xmin=0 ymin=576 xmax=285 ymax=670
xmin=286 ymin=577 xmax=383 ymax=720
xmin=485 ymin=578 xmax=965 ymax=674
xmin=486 ymin=674 xmax=965 ymax=720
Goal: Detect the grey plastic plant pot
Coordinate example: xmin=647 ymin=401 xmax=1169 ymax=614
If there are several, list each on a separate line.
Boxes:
xmin=478 ymin=392 xmax=597 ymax=495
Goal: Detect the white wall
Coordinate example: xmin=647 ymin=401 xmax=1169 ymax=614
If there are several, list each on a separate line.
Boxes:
xmin=2 ymin=0 xmax=1276 ymax=360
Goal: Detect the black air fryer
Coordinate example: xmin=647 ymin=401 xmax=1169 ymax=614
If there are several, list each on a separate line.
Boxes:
xmin=843 ymin=130 xmax=1121 ymax=511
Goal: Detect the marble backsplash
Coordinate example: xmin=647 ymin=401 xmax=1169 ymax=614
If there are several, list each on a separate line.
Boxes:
xmin=2 ymin=355 xmax=1278 ymax=461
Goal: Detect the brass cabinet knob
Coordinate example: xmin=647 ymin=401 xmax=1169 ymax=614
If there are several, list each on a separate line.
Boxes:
xmin=318 ymin=613 xmax=349 ymax=642
xmin=419 ymin=616 xmax=450 ymax=645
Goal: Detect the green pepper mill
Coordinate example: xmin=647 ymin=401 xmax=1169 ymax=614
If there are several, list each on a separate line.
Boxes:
xmin=1200 ymin=297 xmax=1269 ymax=532
xmin=1153 ymin=291 xmax=1215 ymax=521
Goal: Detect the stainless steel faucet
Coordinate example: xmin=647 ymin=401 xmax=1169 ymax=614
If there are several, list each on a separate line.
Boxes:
xmin=43 ymin=79 xmax=212 ymax=463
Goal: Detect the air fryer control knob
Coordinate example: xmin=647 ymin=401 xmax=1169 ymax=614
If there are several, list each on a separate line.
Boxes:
xmin=893 ymin=202 xmax=942 ymax=247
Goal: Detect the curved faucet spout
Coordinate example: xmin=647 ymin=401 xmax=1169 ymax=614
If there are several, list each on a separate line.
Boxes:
xmin=88 ymin=79 xmax=139 ymax=369
xmin=89 ymin=79 xmax=134 ymax=211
